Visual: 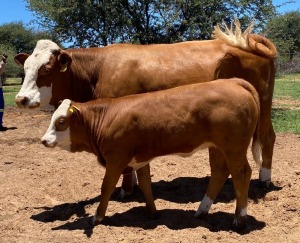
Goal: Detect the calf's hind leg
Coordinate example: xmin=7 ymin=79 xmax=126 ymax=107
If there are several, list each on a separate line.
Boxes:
xmin=195 ymin=147 xmax=230 ymax=217
xmin=227 ymin=155 xmax=252 ymax=230
xmin=136 ymin=164 xmax=156 ymax=218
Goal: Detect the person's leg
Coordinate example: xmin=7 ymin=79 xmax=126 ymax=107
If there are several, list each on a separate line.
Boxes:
xmin=0 ymin=88 xmax=6 ymax=130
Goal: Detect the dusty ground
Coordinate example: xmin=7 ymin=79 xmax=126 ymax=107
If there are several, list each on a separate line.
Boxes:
xmin=0 ymin=106 xmax=300 ymax=243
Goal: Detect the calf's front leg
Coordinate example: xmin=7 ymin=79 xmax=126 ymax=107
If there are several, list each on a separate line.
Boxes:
xmin=93 ymin=165 xmax=123 ymax=225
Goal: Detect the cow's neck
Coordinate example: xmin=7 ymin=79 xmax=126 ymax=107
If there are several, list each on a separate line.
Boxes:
xmin=68 ymin=49 xmax=103 ymax=102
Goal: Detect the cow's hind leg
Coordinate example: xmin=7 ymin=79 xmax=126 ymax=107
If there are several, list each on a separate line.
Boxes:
xmin=195 ymin=147 xmax=229 ymax=218
xmin=259 ymin=123 xmax=276 ymax=187
xmin=136 ymin=164 xmax=156 ymax=218
xmin=228 ymin=155 xmax=252 ymax=230
xmin=93 ymin=165 xmax=123 ymax=225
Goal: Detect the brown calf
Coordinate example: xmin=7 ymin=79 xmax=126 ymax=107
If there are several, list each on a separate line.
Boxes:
xmin=41 ymin=78 xmax=261 ymax=229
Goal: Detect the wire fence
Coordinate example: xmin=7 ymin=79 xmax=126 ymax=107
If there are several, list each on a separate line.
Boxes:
xmin=276 ymin=52 xmax=300 ymax=75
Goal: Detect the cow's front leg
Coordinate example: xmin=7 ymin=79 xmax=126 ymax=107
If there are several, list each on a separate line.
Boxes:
xmin=93 ymin=165 xmax=122 ymax=225
xmin=120 ymin=172 xmax=137 ymax=199
xmin=136 ymin=164 xmax=156 ymax=218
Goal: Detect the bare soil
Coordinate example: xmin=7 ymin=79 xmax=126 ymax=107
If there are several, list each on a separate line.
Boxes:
xmin=1 ymin=106 xmax=300 ymax=243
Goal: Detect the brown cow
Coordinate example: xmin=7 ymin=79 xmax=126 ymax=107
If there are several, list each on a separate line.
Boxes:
xmin=15 ymin=19 xmax=276 ymax=195
xmin=41 ymin=78 xmax=261 ymax=229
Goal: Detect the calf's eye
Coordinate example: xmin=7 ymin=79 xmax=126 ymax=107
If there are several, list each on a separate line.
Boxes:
xmin=55 ymin=116 xmax=69 ymax=131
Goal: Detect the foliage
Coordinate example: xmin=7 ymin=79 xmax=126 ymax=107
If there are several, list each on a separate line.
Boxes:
xmin=266 ymin=11 xmax=300 ymax=60
xmin=0 ymin=22 xmax=56 ymax=53
xmin=0 ymin=44 xmax=23 ymax=81
xmin=26 ymin=0 xmax=276 ymax=47
xmin=0 ymin=22 xmax=60 ymax=78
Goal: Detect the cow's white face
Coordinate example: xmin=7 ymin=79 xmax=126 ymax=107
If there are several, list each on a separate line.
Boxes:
xmin=15 ymin=40 xmax=61 ymax=109
xmin=41 ymin=99 xmax=72 ymax=151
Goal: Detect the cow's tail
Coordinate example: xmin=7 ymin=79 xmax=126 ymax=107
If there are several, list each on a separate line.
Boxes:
xmin=213 ymin=18 xmax=277 ymax=59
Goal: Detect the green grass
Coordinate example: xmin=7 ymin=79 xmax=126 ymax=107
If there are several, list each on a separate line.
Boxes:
xmin=3 ymin=85 xmax=20 ymax=106
xmin=272 ymin=108 xmax=300 ymax=134
xmin=272 ymin=74 xmax=300 ymax=134
xmin=3 ymin=75 xmax=300 ymax=134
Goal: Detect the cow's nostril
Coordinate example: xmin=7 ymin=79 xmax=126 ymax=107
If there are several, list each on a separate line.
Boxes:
xmin=15 ymin=96 xmax=28 ymax=108
xmin=41 ymin=139 xmax=48 ymax=147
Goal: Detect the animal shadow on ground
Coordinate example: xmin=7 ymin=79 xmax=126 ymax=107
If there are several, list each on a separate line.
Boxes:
xmin=31 ymin=177 xmax=280 ymax=237
xmin=148 ymin=177 xmax=283 ymax=204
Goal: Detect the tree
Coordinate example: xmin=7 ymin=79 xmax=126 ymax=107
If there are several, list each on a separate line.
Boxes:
xmin=0 ymin=22 xmax=60 ymax=78
xmin=0 ymin=22 xmax=58 ymax=53
xmin=0 ymin=43 xmax=22 ymax=82
xmin=266 ymin=11 xmax=300 ymax=60
xmin=26 ymin=0 xmax=276 ymax=47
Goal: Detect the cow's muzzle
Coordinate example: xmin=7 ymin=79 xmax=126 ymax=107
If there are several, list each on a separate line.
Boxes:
xmin=41 ymin=139 xmax=57 ymax=148
xmin=15 ymin=96 xmax=40 ymax=109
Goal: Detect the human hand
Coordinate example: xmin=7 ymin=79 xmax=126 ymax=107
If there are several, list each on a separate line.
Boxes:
xmin=2 ymin=53 xmax=8 ymax=63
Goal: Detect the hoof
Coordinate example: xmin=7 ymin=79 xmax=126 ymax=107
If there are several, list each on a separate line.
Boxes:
xmin=118 ymin=188 xmax=134 ymax=200
xmin=233 ymin=215 xmax=247 ymax=232
xmin=257 ymin=179 xmax=273 ymax=189
xmin=194 ymin=210 xmax=208 ymax=219
xmin=92 ymin=214 xmax=104 ymax=226
xmin=145 ymin=211 xmax=156 ymax=220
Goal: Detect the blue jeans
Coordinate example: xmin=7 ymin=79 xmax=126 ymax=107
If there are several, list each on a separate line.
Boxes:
xmin=0 ymin=88 xmax=4 ymax=126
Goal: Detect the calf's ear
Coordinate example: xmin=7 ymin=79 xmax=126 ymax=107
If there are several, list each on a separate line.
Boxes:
xmin=69 ymin=105 xmax=81 ymax=118
xmin=58 ymin=51 xmax=72 ymax=72
xmin=14 ymin=53 xmax=30 ymax=66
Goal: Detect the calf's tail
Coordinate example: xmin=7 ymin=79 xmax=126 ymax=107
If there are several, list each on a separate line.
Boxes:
xmin=249 ymin=85 xmax=262 ymax=168
xmin=236 ymin=79 xmax=262 ymax=168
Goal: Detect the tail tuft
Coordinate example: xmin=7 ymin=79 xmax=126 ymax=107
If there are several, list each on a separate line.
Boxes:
xmin=213 ymin=17 xmax=277 ymax=59
xmin=252 ymin=139 xmax=262 ymax=168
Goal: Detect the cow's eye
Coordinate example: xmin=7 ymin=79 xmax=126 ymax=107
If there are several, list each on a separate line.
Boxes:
xmin=55 ymin=116 xmax=69 ymax=131
xmin=44 ymin=65 xmax=52 ymax=73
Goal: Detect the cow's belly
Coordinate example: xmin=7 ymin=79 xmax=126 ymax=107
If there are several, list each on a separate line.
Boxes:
xmin=129 ymin=142 xmax=216 ymax=171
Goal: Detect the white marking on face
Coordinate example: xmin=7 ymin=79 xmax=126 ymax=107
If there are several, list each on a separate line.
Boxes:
xmin=41 ymin=99 xmax=72 ymax=150
xmin=16 ymin=40 xmax=60 ymax=108
xmin=259 ymin=167 xmax=271 ymax=182
xmin=39 ymin=85 xmax=54 ymax=109
xmin=195 ymin=194 xmax=213 ymax=217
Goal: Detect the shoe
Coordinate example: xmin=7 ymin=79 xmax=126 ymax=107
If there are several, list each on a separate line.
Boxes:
xmin=0 ymin=126 xmax=7 ymax=131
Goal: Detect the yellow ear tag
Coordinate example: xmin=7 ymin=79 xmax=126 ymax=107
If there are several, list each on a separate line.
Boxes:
xmin=69 ymin=105 xmax=80 ymax=114
xmin=60 ymin=62 xmax=68 ymax=72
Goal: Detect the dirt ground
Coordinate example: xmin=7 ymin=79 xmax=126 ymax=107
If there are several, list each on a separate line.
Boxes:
xmin=0 ymin=106 xmax=300 ymax=243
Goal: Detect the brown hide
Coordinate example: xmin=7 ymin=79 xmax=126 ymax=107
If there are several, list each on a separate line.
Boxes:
xmin=65 ymin=78 xmax=260 ymax=226
xmin=16 ymin=32 xmax=276 ymax=193
xmin=18 ymin=37 xmax=274 ymax=108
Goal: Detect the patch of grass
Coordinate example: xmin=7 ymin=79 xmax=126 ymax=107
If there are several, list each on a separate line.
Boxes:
xmin=273 ymin=73 xmax=300 ymax=134
xmin=272 ymin=108 xmax=300 ymax=134
xmin=274 ymin=76 xmax=300 ymax=100
xmin=3 ymin=85 xmax=20 ymax=106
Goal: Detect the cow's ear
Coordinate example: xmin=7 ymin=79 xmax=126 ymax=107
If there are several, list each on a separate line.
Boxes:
xmin=58 ymin=51 xmax=72 ymax=72
xmin=14 ymin=53 xmax=30 ymax=66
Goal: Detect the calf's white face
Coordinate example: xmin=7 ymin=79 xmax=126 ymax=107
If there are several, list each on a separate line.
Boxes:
xmin=16 ymin=40 xmax=60 ymax=109
xmin=41 ymin=99 xmax=72 ymax=151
